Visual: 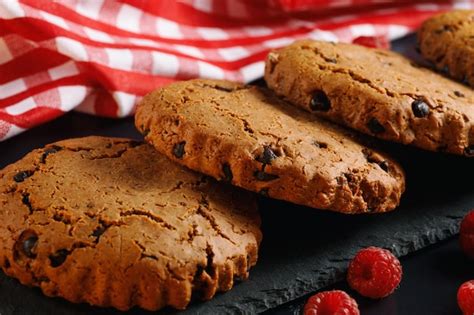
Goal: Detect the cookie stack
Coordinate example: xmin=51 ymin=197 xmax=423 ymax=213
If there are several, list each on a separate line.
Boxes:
xmin=0 ymin=10 xmax=473 ymax=312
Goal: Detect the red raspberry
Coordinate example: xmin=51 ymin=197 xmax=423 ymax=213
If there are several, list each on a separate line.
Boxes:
xmin=460 ymin=210 xmax=474 ymax=259
xmin=347 ymin=247 xmax=402 ymax=298
xmin=304 ymin=290 xmax=359 ymax=315
xmin=458 ymin=280 xmax=474 ymax=315
xmin=352 ymin=35 xmax=391 ymax=50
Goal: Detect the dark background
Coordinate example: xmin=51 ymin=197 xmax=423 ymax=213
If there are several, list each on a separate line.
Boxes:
xmin=0 ymin=35 xmax=473 ymax=315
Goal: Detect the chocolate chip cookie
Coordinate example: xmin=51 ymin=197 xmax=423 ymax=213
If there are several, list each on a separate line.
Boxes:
xmin=265 ymin=40 xmax=474 ymax=156
xmin=418 ymin=10 xmax=474 ymax=87
xmin=135 ymin=79 xmax=405 ymax=214
xmin=0 ymin=137 xmax=261 ymax=311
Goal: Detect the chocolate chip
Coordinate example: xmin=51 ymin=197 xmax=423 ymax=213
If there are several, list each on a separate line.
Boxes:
xmin=23 ymin=236 xmax=38 ymax=258
xmin=310 ymin=90 xmax=331 ymax=111
xmin=49 ymin=249 xmax=70 ymax=267
xmin=442 ymin=66 xmax=450 ymax=74
xmin=92 ymin=226 xmax=106 ymax=238
xmin=22 ymin=194 xmax=33 ymax=213
xmin=465 ymin=145 xmax=474 ymax=156
xmin=434 ymin=25 xmax=451 ymax=34
xmin=13 ymin=171 xmax=33 ymax=183
xmin=172 ymin=141 xmax=186 ymax=158
xmin=363 ymin=149 xmax=389 ymax=172
xmin=454 ymin=91 xmax=465 ymax=98
xmin=53 ymin=212 xmax=71 ymax=224
xmin=257 ymin=146 xmax=277 ymax=165
xmin=379 ymin=161 xmax=389 ymax=172
xmin=343 ymin=173 xmax=354 ymax=183
xmin=222 ymin=164 xmax=233 ymax=182
xmin=140 ymin=125 xmax=150 ymax=136
xmin=411 ymin=99 xmax=430 ymax=118
xmin=254 ymin=171 xmax=279 ymax=181
xmin=91 ymin=224 xmax=109 ymax=243
xmin=367 ymin=118 xmax=385 ymax=134
xmin=313 ymin=141 xmax=328 ymax=149
xmin=4 ymin=258 xmax=10 ymax=269
xmin=40 ymin=145 xmax=62 ymax=163
xmin=15 ymin=230 xmax=39 ymax=261
xmin=213 ymin=85 xmax=234 ymax=93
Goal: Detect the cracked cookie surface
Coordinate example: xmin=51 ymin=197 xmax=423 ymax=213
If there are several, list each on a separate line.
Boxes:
xmin=135 ymin=79 xmax=405 ymax=214
xmin=418 ymin=10 xmax=474 ymax=88
xmin=0 ymin=136 xmax=261 ymax=311
xmin=265 ymin=40 xmax=474 ymax=156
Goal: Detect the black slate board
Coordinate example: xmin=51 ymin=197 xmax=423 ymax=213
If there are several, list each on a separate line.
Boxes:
xmin=0 ymin=35 xmax=473 ymax=315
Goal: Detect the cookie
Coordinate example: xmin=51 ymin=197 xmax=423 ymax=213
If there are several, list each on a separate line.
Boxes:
xmin=135 ymin=79 xmax=405 ymax=214
xmin=264 ymin=40 xmax=474 ymax=156
xmin=0 ymin=136 xmax=261 ymax=311
xmin=418 ymin=10 xmax=474 ymax=87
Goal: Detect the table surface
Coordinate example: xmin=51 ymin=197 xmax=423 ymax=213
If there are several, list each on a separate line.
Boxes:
xmin=0 ymin=35 xmax=472 ymax=315
xmin=268 ymin=237 xmax=472 ymax=315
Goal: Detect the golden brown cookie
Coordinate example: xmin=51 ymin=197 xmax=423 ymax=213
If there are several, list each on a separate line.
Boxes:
xmin=264 ymin=40 xmax=474 ymax=156
xmin=0 ymin=136 xmax=261 ymax=311
xmin=418 ymin=10 xmax=474 ymax=87
xmin=135 ymin=79 xmax=405 ymax=214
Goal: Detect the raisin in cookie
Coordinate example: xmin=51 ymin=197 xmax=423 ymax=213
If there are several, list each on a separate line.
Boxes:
xmin=418 ymin=10 xmax=474 ymax=87
xmin=265 ymin=40 xmax=474 ymax=156
xmin=135 ymin=79 xmax=405 ymax=214
xmin=0 ymin=137 xmax=261 ymax=311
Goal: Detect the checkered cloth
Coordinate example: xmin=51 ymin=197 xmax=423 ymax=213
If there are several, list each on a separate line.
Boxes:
xmin=1 ymin=0 xmax=473 ymax=141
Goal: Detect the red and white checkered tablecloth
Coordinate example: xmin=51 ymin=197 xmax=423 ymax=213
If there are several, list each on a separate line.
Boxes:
xmin=1 ymin=0 xmax=473 ymax=141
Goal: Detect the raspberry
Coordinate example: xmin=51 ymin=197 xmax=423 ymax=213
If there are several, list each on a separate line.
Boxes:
xmin=347 ymin=247 xmax=402 ymax=298
xmin=352 ymin=35 xmax=391 ymax=50
xmin=458 ymin=280 xmax=474 ymax=315
xmin=460 ymin=210 xmax=474 ymax=259
xmin=304 ymin=290 xmax=359 ymax=315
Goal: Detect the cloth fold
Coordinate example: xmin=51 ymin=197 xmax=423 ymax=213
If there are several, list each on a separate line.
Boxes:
xmin=0 ymin=0 xmax=472 ymax=141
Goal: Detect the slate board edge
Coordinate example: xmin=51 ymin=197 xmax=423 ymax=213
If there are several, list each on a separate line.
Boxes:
xmin=198 ymin=217 xmax=461 ymax=315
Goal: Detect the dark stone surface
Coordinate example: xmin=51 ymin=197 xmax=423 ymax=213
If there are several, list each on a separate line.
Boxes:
xmin=268 ymin=237 xmax=474 ymax=315
xmin=0 ymin=34 xmax=472 ymax=315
